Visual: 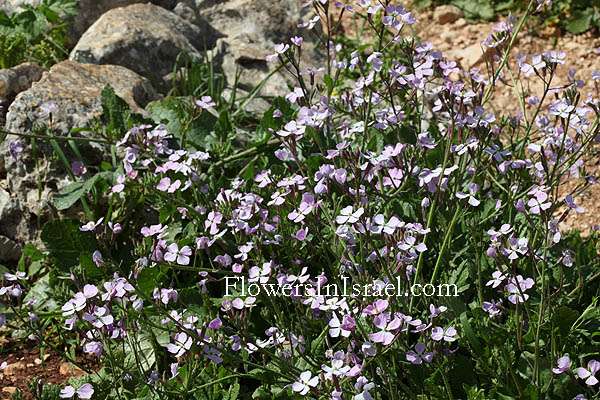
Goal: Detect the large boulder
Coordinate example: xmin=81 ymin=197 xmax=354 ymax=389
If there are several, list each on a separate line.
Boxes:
xmin=179 ymin=0 xmax=314 ymax=42
xmin=0 ymin=60 xmax=159 ymax=261
xmin=0 ymin=62 xmax=46 ymax=101
xmin=180 ymin=0 xmax=324 ymax=98
xmin=70 ymin=3 xmax=219 ymax=90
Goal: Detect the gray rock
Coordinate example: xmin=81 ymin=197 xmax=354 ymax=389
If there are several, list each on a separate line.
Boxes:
xmin=0 ymin=62 xmax=46 ymax=101
xmin=175 ymin=0 xmax=324 ymax=98
xmin=222 ymin=87 xmax=272 ymax=116
xmin=181 ymin=0 xmax=315 ymax=42
xmin=0 ymin=0 xmax=39 ymax=14
xmin=0 ymin=60 xmax=159 ymax=250
xmin=70 ymin=3 xmax=219 ymax=90
xmin=67 ymin=0 xmax=151 ymax=45
xmin=0 ymin=188 xmax=24 ymax=263
xmin=213 ymin=31 xmax=324 ymax=99
xmin=214 ymin=33 xmax=291 ymax=97
xmin=0 ymin=235 xmax=22 ymax=264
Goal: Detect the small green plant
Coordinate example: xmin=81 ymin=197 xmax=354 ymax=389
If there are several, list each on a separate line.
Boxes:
xmin=0 ymin=0 xmax=76 ymax=68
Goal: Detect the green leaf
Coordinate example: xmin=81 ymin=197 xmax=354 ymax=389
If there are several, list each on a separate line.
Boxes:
xmin=460 ymin=312 xmax=484 ymax=355
xmin=23 ymin=273 xmax=57 ymax=310
xmin=146 ymin=96 xmax=184 ymax=138
xmin=223 ymin=382 xmax=240 ymax=400
xmin=101 ymin=83 xmax=131 ymax=136
xmin=552 ymin=306 xmax=579 ymax=337
xmin=565 ymin=9 xmax=593 ymax=34
xmin=124 ymin=329 xmax=168 ymax=373
xmin=53 ymin=174 xmax=100 ymax=210
xmin=41 ymin=219 xmax=98 ymax=271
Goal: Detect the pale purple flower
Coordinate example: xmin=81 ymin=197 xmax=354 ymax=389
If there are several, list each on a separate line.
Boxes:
xmin=195 ymin=96 xmax=216 ymax=110
xmin=83 ymin=341 xmax=103 ymax=357
xmin=61 ymin=293 xmax=86 ymax=316
xmin=297 ymin=15 xmax=320 ymax=30
xmin=406 ymin=343 xmax=434 ymax=364
xmin=565 ymin=195 xmax=584 ymax=213
xmin=431 ymin=326 xmax=457 ymax=342
xmin=167 ymin=332 xmax=193 ymax=358
xmin=428 ymin=304 xmax=447 ymax=318
xmin=285 ymin=87 xmax=304 ymax=103
xmin=59 ymin=383 xmax=94 ymax=399
xmin=9 ymin=141 xmax=23 ymax=163
xmin=266 ymin=43 xmax=290 ymax=61
xmin=291 ymin=36 xmax=303 ymax=47
xmin=208 ymin=317 xmax=222 ymax=330
xmin=329 ymin=315 xmax=351 ymax=338
xmin=156 ymin=177 xmax=181 ymax=193
xmin=505 ymin=275 xmax=535 ymax=304
xmin=83 ymin=284 xmax=98 ymax=298
xmin=4 ymin=271 xmax=27 ymax=281
xmin=578 ymin=360 xmax=600 ymax=386
xmin=170 ymin=363 xmax=179 ymax=379
xmin=370 ymin=314 xmax=401 ymax=345
xmin=482 ymin=299 xmax=502 ymax=318
xmin=553 ymin=356 xmax=571 ymax=374
xmin=39 ymin=101 xmax=58 ymax=116
xmin=164 ymin=243 xmax=192 ymax=265
xmin=527 ymin=191 xmax=551 ymax=214
xmin=486 ymin=270 xmax=506 ymax=288
xmin=362 ymin=299 xmax=388 ymax=315
xmin=322 ymin=359 xmax=350 ymax=379
xmin=108 ymin=222 xmax=122 ymax=233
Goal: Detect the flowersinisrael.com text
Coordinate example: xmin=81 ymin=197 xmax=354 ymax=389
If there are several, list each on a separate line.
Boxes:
xmin=225 ymin=276 xmax=458 ymax=298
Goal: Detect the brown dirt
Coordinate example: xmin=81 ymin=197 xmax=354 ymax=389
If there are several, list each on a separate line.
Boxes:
xmin=328 ymin=2 xmax=600 ymax=235
xmin=0 ymin=336 xmax=99 ymax=399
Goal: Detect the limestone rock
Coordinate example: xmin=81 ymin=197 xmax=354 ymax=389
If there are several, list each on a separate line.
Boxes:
xmin=177 ymin=0 xmax=324 ymax=98
xmin=59 ymin=361 xmax=85 ymax=377
xmin=182 ymin=0 xmax=314 ymax=42
xmin=0 ymin=62 xmax=46 ymax=101
xmin=3 ymin=361 xmax=25 ymax=376
xmin=67 ymin=0 xmax=151 ymax=44
xmin=1 ymin=386 xmax=17 ymax=395
xmin=70 ymin=3 xmax=219 ymax=89
xmin=0 ymin=0 xmax=39 ymax=14
xmin=0 ymin=60 xmax=159 ymax=249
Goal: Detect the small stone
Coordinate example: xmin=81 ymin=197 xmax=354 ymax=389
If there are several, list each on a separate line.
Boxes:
xmin=454 ymin=18 xmax=467 ymax=28
xmin=59 ymin=362 xmax=86 ymax=377
xmin=3 ymin=361 xmax=25 ymax=376
xmin=2 ymin=387 xmax=17 ymax=395
xmin=434 ymin=5 xmax=462 ymax=25
xmin=34 ymin=358 xmax=42 ymax=365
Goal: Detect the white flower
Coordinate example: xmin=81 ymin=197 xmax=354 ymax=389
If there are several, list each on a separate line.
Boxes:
xmin=336 ymin=206 xmax=364 ymax=224
xmin=292 ymin=371 xmax=319 ymax=395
